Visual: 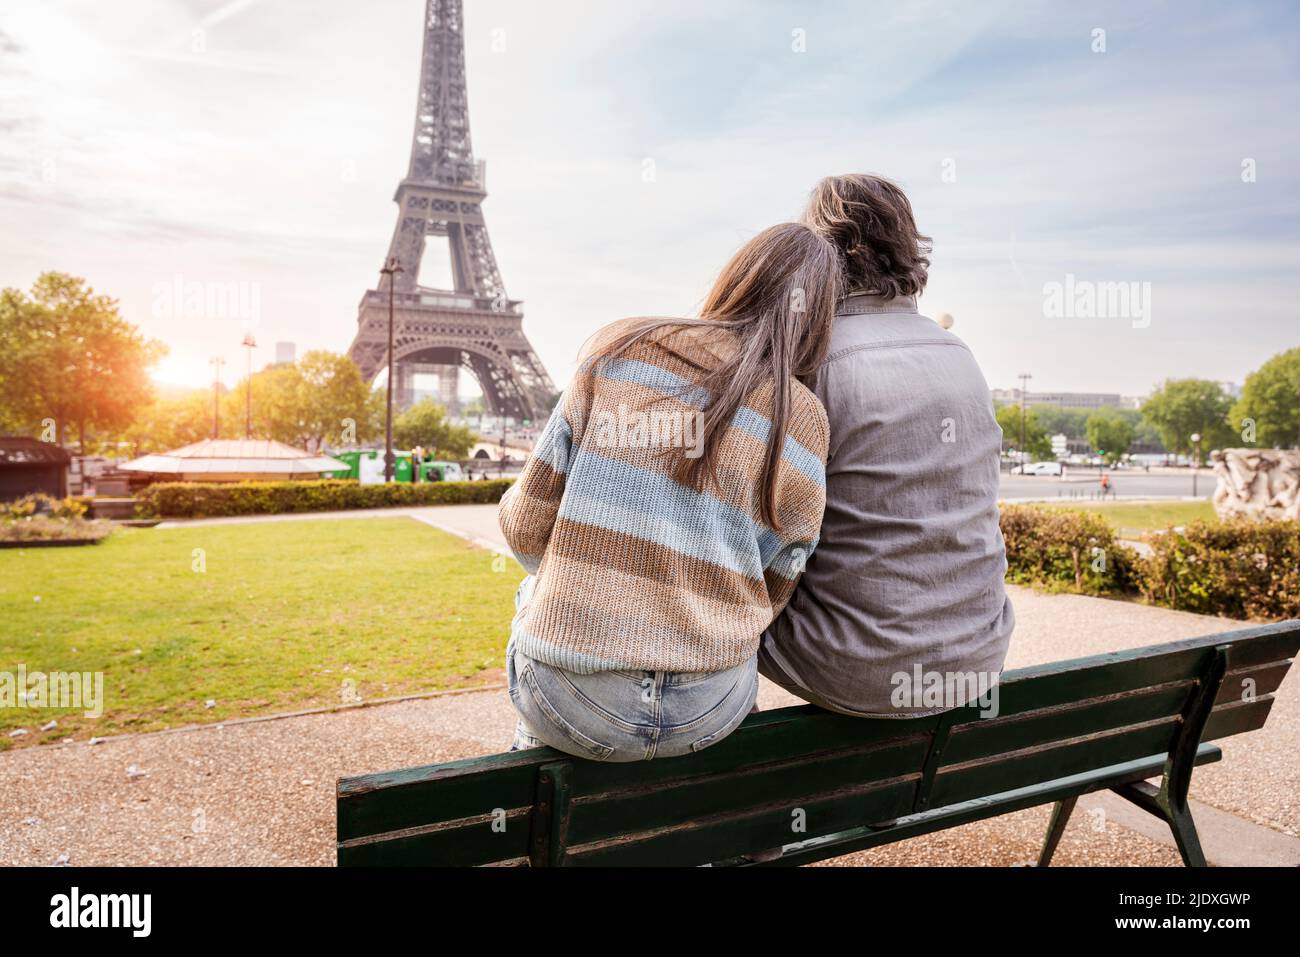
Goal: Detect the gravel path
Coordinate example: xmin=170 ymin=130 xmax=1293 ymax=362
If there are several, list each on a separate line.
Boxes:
xmin=2 ymin=505 xmax=1294 ymax=866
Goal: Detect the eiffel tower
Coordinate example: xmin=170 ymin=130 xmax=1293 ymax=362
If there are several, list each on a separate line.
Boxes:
xmin=347 ymin=0 xmax=555 ymax=421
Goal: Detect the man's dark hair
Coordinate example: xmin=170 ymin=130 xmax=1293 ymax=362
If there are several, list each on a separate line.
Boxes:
xmin=801 ymin=174 xmax=932 ymax=299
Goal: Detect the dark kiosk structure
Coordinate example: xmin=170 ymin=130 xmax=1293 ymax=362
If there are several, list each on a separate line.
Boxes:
xmin=0 ymin=436 xmax=71 ymax=501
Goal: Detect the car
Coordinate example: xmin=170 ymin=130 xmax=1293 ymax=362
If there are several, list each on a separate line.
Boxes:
xmin=1010 ymin=461 xmax=1064 ymax=476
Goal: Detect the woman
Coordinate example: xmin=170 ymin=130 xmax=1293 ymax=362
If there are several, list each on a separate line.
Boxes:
xmin=498 ymin=222 xmax=840 ymax=761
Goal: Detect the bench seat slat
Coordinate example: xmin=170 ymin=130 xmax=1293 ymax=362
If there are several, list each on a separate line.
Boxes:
xmin=337 ymin=758 xmax=542 ymax=844
xmin=1214 ymin=662 xmax=1290 ymax=706
xmin=1202 ymin=694 xmax=1275 ymax=741
xmin=337 ymin=808 xmax=532 ymax=867
xmin=563 ymin=735 xmax=931 ymax=847
xmin=565 ymin=778 xmax=918 ymax=866
xmin=756 ymin=743 xmax=1225 ymax=868
xmin=929 ymin=719 xmax=1179 ymax=808
xmin=942 ymin=683 xmax=1192 ymax=765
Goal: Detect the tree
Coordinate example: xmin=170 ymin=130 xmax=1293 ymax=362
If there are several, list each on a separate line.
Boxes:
xmin=118 ymin=392 xmax=218 ymax=457
xmin=995 ymin=404 xmax=1052 ymax=460
xmin=1140 ymin=379 xmax=1234 ymax=464
xmin=1232 ymin=348 xmax=1300 ymax=448
xmin=226 ymin=351 xmax=384 ymax=449
xmin=393 ymin=400 xmax=477 ymax=458
xmin=109 ymin=351 xmax=386 ymax=454
xmin=1030 ymin=405 xmax=1091 ymax=441
xmin=1085 ymin=411 xmax=1135 ymax=465
xmin=0 ymin=273 xmax=165 ymax=450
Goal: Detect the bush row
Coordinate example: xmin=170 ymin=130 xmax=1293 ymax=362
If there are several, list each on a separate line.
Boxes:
xmin=1000 ymin=505 xmax=1300 ymax=620
xmin=999 ymin=505 xmax=1138 ymax=595
xmin=1140 ymin=518 xmax=1300 ymax=621
xmin=135 ymin=478 xmax=513 ymax=519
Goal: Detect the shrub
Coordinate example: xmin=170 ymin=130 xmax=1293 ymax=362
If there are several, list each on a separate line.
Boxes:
xmin=134 ymin=478 xmax=514 ymax=519
xmin=1140 ymin=519 xmax=1300 ymax=621
xmin=0 ymin=515 xmax=112 ymax=543
xmin=999 ymin=504 xmax=1138 ymax=594
xmin=2 ymin=493 xmax=89 ymax=520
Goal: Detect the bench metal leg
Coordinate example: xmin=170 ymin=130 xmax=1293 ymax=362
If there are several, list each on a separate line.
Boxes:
xmin=1113 ymin=780 xmax=1208 ymax=867
xmin=1107 ymin=645 xmax=1228 ymax=868
xmin=1036 ymin=796 xmax=1078 ymax=866
xmin=1167 ymin=804 xmax=1207 ymax=867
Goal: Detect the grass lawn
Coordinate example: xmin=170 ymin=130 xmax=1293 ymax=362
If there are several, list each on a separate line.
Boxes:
xmin=0 ymin=517 xmax=524 ymax=749
xmin=1030 ymin=499 xmax=1216 ymax=535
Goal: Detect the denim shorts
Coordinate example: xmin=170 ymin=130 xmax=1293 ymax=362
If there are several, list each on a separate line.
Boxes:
xmin=507 ymin=644 xmax=759 ymax=762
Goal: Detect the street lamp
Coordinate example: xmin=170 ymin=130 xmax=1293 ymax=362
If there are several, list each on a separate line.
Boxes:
xmin=380 ymin=257 xmax=404 ymax=482
xmin=241 ymin=333 xmax=257 ymax=438
xmin=1018 ymin=372 xmax=1032 ymax=468
xmin=209 ymin=356 xmax=225 ymax=439
xmin=1190 ymin=432 xmax=1202 ymax=497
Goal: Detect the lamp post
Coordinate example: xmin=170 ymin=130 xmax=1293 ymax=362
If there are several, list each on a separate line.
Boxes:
xmin=1190 ymin=432 xmax=1202 ymax=497
xmin=241 ymin=333 xmax=257 ymax=438
xmin=380 ymin=257 xmax=403 ymax=482
xmin=1018 ymin=372 xmax=1032 ymax=468
xmin=209 ymin=356 xmax=225 ymax=439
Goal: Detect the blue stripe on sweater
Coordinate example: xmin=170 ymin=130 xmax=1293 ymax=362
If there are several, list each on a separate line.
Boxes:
xmin=533 ymin=401 xmax=574 ymax=476
xmin=559 ymin=450 xmax=768 ymax=579
xmin=594 ymin=357 xmax=824 ymax=481
xmin=595 ymin=357 xmax=710 ymax=408
xmin=732 ymin=407 xmax=825 ymax=485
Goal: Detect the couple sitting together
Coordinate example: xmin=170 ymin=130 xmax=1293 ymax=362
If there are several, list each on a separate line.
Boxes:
xmin=498 ymin=173 xmax=1015 ymax=761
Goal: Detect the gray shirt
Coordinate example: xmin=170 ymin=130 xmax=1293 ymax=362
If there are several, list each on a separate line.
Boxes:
xmin=761 ymin=292 xmax=1014 ymax=715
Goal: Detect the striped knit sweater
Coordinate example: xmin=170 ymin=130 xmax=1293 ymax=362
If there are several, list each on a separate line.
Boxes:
xmin=498 ymin=326 xmax=829 ymax=674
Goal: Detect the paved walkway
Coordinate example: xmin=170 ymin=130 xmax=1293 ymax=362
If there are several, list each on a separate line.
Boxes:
xmin=3 ymin=505 xmax=1296 ymax=866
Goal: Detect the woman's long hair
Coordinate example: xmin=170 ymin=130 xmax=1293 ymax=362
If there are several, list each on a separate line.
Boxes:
xmin=585 ymin=222 xmax=842 ymax=531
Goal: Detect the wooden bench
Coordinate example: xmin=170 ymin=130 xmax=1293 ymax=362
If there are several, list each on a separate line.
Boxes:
xmin=336 ymin=621 xmax=1299 ymax=867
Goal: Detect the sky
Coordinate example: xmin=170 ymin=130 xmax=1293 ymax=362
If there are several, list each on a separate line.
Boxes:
xmin=1 ymin=0 xmax=1297 ymax=399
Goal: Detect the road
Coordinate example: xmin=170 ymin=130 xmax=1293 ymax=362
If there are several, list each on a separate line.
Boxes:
xmin=999 ymin=470 xmax=1213 ymax=501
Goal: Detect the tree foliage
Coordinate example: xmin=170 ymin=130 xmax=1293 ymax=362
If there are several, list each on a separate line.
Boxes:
xmin=1085 ymin=411 xmax=1135 ymax=464
xmin=116 ymin=351 xmax=386 ymax=455
xmin=1231 ymin=348 xmax=1300 ymax=449
xmin=0 ymin=273 xmax=165 ymax=450
xmin=393 ymin=400 xmax=477 ymax=458
xmin=1140 ymin=379 xmax=1234 ymax=464
xmin=995 ymin=403 xmax=1053 ymax=459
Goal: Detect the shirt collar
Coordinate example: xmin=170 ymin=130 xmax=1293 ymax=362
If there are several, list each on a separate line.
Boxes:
xmin=838 ymin=290 xmax=919 ymax=315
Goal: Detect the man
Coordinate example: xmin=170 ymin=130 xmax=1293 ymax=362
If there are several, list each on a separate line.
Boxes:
xmin=760 ymin=173 xmax=1014 ymax=716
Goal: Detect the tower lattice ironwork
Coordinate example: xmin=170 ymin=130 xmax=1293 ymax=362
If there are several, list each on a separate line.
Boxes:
xmin=347 ymin=0 xmax=555 ymax=421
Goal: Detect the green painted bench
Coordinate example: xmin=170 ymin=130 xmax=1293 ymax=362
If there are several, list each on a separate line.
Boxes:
xmin=336 ymin=621 xmax=1299 ymax=867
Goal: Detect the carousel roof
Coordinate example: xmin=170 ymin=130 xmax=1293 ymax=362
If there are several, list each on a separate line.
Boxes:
xmin=120 ymin=439 xmax=347 ymax=474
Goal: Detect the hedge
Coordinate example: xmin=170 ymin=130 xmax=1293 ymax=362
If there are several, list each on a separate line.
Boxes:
xmin=1000 ymin=505 xmax=1300 ymax=621
xmin=1140 ymin=519 xmax=1300 ymax=621
xmin=135 ymin=479 xmax=513 ymax=519
xmin=999 ymin=504 xmax=1138 ymax=595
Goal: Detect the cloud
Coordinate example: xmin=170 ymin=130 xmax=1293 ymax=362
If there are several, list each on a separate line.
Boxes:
xmin=0 ymin=0 xmax=1296 ymax=396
